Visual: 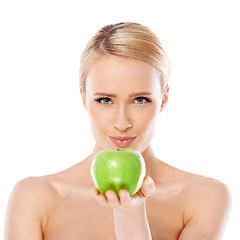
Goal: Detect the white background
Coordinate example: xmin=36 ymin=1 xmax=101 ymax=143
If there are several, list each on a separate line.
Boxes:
xmin=0 ymin=0 xmax=239 ymax=238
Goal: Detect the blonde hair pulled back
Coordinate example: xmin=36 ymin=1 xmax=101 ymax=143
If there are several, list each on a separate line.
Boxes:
xmin=79 ymin=22 xmax=171 ymax=94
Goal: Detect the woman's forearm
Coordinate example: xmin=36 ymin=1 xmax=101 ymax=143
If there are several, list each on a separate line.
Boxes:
xmin=113 ymin=201 xmax=152 ymax=240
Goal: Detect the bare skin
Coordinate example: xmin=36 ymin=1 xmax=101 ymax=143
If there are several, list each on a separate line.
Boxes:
xmin=5 ymin=55 xmax=231 ymax=240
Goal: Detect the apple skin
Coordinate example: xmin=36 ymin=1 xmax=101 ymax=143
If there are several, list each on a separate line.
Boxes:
xmin=91 ymin=148 xmax=146 ymax=196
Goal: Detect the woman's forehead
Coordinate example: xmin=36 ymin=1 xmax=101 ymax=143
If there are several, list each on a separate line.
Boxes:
xmin=86 ymin=55 xmax=161 ymax=93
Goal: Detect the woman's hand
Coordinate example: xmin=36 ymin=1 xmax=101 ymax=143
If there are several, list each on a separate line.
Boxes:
xmin=90 ymin=176 xmax=155 ymax=211
xmin=91 ymin=176 xmax=155 ymax=239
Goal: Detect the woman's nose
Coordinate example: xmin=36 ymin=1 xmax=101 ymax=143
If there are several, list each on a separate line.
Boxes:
xmin=113 ymin=106 xmax=133 ymax=132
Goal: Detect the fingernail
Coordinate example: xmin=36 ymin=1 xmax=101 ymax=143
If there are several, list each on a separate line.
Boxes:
xmin=120 ymin=190 xmax=127 ymax=198
xmin=146 ymin=176 xmax=152 ymax=185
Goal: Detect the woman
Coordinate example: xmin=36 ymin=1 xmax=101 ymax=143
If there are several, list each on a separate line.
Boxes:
xmin=5 ymin=22 xmax=230 ymax=240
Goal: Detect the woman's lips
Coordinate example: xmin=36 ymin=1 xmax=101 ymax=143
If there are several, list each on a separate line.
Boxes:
xmin=109 ymin=136 xmax=136 ymax=148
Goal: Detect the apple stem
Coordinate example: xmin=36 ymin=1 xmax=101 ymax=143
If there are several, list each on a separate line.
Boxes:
xmin=117 ymin=149 xmax=119 ymax=151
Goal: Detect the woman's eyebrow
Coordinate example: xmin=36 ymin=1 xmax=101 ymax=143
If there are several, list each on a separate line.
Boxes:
xmin=94 ymin=93 xmax=117 ymax=97
xmin=94 ymin=92 xmax=152 ymax=97
xmin=129 ymin=92 xmax=152 ymax=97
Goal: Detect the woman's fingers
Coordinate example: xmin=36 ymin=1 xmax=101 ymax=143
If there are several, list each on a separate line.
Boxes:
xmin=90 ymin=188 xmax=108 ymax=206
xmin=119 ymin=190 xmax=132 ymax=207
xmin=91 ymin=188 xmax=121 ymax=208
xmin=90 ymin=187 xmax=99 ymax=198
xmin=96 ymin=194 xmax=109 ymax=206
xmin=105 ymin=190 xmax=120 ymax=208
xmin=90 ymin=176 xmax=155 ymax=209
xmin=138 ymin=176 xmax=155 ymax=198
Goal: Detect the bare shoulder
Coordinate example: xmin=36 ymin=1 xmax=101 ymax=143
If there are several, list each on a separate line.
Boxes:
xmin=163 ymin=162 xmax=231 ymax=202
xmin=10 ymin=176 xmax=58 ymax=200
xmin=183 ymin=174 xmax=231 ymax=205
xmin=161 ymin=161 xmax=231 ymax=199
xmin=6 ymin=176 xmax=59 ymax=219
xmin=162 ymin=164 xmax=232 ymax=239
xmin=179 ymin=173 xmax=231 ymax=239
xmin=169 ymin=165 xmax=232 ymax=211
xmin=5 ymin=176 xmax=59 ymax=239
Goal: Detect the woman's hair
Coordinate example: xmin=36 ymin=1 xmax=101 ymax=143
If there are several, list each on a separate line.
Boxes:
xmin=79 ymin=22 xmax=171 ymax=95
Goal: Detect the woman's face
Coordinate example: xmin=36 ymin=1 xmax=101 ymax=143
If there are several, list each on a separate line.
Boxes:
xmin=81 ymin=55 xmax=168 ymax=153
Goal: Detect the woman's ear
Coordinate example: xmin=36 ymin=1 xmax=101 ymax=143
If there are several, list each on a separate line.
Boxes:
xmin=160 ymin=85 xmax=169 ymax=112
xmin=80 ymin=88 xmax=87 ymax=110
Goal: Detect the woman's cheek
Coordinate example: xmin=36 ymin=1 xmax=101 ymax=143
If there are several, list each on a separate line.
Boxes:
xmin=88 ymin=104 xmax=112 ymax=128
xmin=132 ymin=105 xmax=158 ymax=126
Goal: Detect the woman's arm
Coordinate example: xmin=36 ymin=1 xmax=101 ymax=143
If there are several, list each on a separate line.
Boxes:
xmin=178 ymin=179 xmax=231 ymax=240
xmin=113 ymin=201 xmax=151 ymax=240
xmin=91 ymin=176 xmax=155 ymax=240
xmin=4 ymin=177 xmax=52 ymax=240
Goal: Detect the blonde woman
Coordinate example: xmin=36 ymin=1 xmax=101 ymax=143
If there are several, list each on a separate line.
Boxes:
xmin=5 ymin=22 xmax=230 ymax=240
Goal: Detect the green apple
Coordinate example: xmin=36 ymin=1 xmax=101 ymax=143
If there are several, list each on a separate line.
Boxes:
xmin=90 ymin=148 xmax=146 ymax=196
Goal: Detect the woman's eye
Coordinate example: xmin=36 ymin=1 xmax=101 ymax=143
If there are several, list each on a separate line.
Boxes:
xmin=134 ymin=97 xmax=151 ymax=105
xmin=94 ymin=97 xmax=112 ymax=105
